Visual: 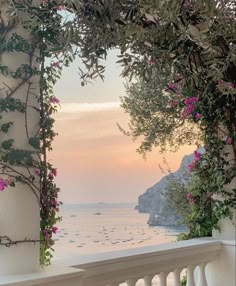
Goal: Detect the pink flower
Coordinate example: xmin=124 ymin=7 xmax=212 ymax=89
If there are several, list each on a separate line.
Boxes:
xmin=186 ymin=193 xmax=195 ymax=204
xmin=52 ymin=198 xmax=58 ymax=207
xmin=52 ymin=62 xmax=60 ymax=68
xmin=184 ymin=97 xmax=198 ymax=105
xmin=229 ymin=82 xmax=235 ymax=89
xmin=226 ymin=137 xmax=233 ymax=145
xmin=0 ymin=179 xmax=5 ymax=191
xmin=169 ymin=100 xmax=175 ymax=108
xmin=218 ymin=80 xmax=223 ymax=87
xmin=43 ymin=230 xmax=50 ymax=240
xmin=5 ymin=179 xmax=13 ymax=186
xmin=57 ymin=5 xmax=64 ymax=11
xmin=51 ymin=97 xmax=60 ymax=104
xmin=52 ymin=227 xmax=58 ymax=234
xmin=195 ymin=113 xmax=202 ymax=119
xmin=194 ymin=151 xmax=201 ymax=161
xmin=51 ymin=168 xmax=57 ymax=177
xmin=147 ymin=59 xmax=155 ymax=65
xmin=34 ymin=169 xmax=40 ymax=176
xmin=167 ymin=83 xmax=176 ymax=90
xmin=187 ymin=104 xmax=194 ymax=113
xmin=181 ymin=107 xmax=189 ymax=118
xmin=188 ymin=162 xmax=195 ymax=172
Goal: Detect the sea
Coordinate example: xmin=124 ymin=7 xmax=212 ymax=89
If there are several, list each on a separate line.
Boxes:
xmin=53 ymin=203 xmax=186 ymax=260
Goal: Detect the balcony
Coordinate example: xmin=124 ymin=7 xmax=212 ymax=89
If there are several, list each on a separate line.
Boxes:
xmin=1 ymin=237 xmax=235 ymax=286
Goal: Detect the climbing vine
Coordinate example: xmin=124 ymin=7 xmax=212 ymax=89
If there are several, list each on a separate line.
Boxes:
xmin=0 ymin=1 xmax=73 ymax=266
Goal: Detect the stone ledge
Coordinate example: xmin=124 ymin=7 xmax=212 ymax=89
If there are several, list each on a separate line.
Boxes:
xmin=0 ymin=264 xmax=84 ymax=286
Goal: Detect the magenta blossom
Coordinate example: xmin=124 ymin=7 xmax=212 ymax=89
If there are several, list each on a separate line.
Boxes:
xmin=188 ymin=162 xmax=195 ymax=172
xmin=186 ymin=193 xmax=195 ymax=204
xmin=187 ymin=104 xmax=194 ymax=113
xmin=0 ymin=178 xmax=12 ymax=191
xmin=195 ymin=113 xmax=202 ymax=119
xmin=194 ymin=151 xmax=201 ymax=161
xmin=181 ymin=107 xmax=189 ymax=118
xmin=43 ymin=230 xmax=50 ymax=240
xmin=0 ymin=179 xmax=5 ymax=191
xmin=52 ymin=226 xmax=58 ymax=234
xmin=57 ymin=5 xmax=64 ymax=11
xmin=34 ymin=169 xmax=40 ymax=176
xmin=51 ymin=168 xmax=57 ymax=177
xmin=169 ymin=100 xmax=175 ymax=108
xmin=51 ymin=97 xmax=60 ymax=104
xmin=167 ymin=83 xmax=176 ymax=90
xmin=184 ymin=97 xmax=198 ymax=105
xmin=225 ymin=137 xmax=233 ymax=145
xmin=218 ymin=80 xmax=223 ymax=87
xmin=52 ymin=62 xmax=60 ymax=68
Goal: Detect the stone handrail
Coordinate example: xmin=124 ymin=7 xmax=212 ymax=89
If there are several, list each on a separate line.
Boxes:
xmin=0 ymin=238 xmax=222 ymax=286
xmin=66 ymin=238 xmax=222 ymax=286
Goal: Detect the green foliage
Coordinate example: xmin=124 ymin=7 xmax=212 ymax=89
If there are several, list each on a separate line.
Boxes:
xmin=164 ymin=174 xmax=192 ymax=224
xmin=121 ymin=79 xmax=201 ymax=154
xmin=0 ymin=98 xmax=25 ymax=113
xmin=1 ymin=149 xmax=34 ymax=166
xmin=1 ymin=140 xmax=13 ymax=150
xmin=1 ymin=122 xmax=13 ymax=133
xmin=29 ymin=137 xmax=40 ymax=150
xmin=181 ymin=275 xmax=187 ymax=286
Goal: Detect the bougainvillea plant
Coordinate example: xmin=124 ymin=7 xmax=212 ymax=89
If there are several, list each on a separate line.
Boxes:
xmin=69 ymin=0 xmax=236 ymax=237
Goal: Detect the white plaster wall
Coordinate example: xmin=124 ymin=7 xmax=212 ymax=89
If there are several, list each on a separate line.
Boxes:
xmin=206 ymin=242 xmax=236 ymax=286
xmin=0 ymin=2 xmax=40 ymax=275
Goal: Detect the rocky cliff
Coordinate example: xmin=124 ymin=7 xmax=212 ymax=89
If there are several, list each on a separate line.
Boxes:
xmin=136 ymin=150 xmax=203 ymax=226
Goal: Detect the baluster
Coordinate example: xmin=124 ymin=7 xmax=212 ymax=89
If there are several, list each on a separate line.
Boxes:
xmin=197 ymin=263 xmax=208 ymax=286
xmin=186 ymin=266 xmax=195 ymax=286
xmin=173 ymin=269 xmax=181 ymax=286
xmin=144 ymin=275 xmax=153 ymax=286
xmin=159 ymin=272 xmax=167 ymax=286
xmin=126 ymin=278 xmax=138 ymax=286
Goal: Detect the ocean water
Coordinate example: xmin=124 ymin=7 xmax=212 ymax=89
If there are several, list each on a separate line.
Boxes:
xmin=53 ymin=203 xmax=185 ymax=259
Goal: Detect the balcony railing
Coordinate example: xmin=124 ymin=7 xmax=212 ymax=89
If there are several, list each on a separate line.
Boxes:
xmin=0 ymin=238 xmax=222 ymax=286
xmin=64 ymin=238 xmax=221 ymax=286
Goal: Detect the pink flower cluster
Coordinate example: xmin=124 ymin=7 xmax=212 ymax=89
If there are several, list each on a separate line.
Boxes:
xmin=43 ymin=226 xmax=58 ymax=240
xmin=188 ymin=150 xmax=202 ymax=172
xmin=51 ymin=97 xmax=60 ymax=104
xmin=0 ymin=178 xmax=13 ymax=192
xmin=186 ymin=193 xmax=195 ymax=204
xmin=49 ymin=168 xmax=57 ymax=177
xmin=51 ymin=62 xmax=60 ymax=68
xmin=218 ymin=80 xmax=235 ymax=90
xmin=167 ymin=81 xmax=182 ymax=95
xmin=182 ymin=96 xmax=200 ymax=118
xmin=225 ymin=137 xmax=233 ymax=145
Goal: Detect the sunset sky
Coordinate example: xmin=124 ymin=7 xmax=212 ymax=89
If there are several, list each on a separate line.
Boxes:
xmin=51 ymin=51 xmax=195 ymax=204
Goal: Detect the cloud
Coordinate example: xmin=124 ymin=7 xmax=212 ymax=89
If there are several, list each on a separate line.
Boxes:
xmin=60 ymin=101 xmax=121 ymax=113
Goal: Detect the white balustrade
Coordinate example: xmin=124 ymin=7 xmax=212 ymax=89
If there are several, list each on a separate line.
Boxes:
xmin=126 ymin=279 xmax=138 ymax=286
xmin=186 ymin=266 xmax=195 ymax=286
xmin=0 ymin=239 xmax=222 ymax=286
xmin=173 ymin=269 xmax=181 ymax=286
xmin=143 ymin=275 xmax=153 ymax=286
xmin=63 ymin=238 xmax=221 ymax=286
xmin=197 ymin=263 xmax=208 ymax=286
xmin=159 ymin=272 xmax=167 ymax=286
